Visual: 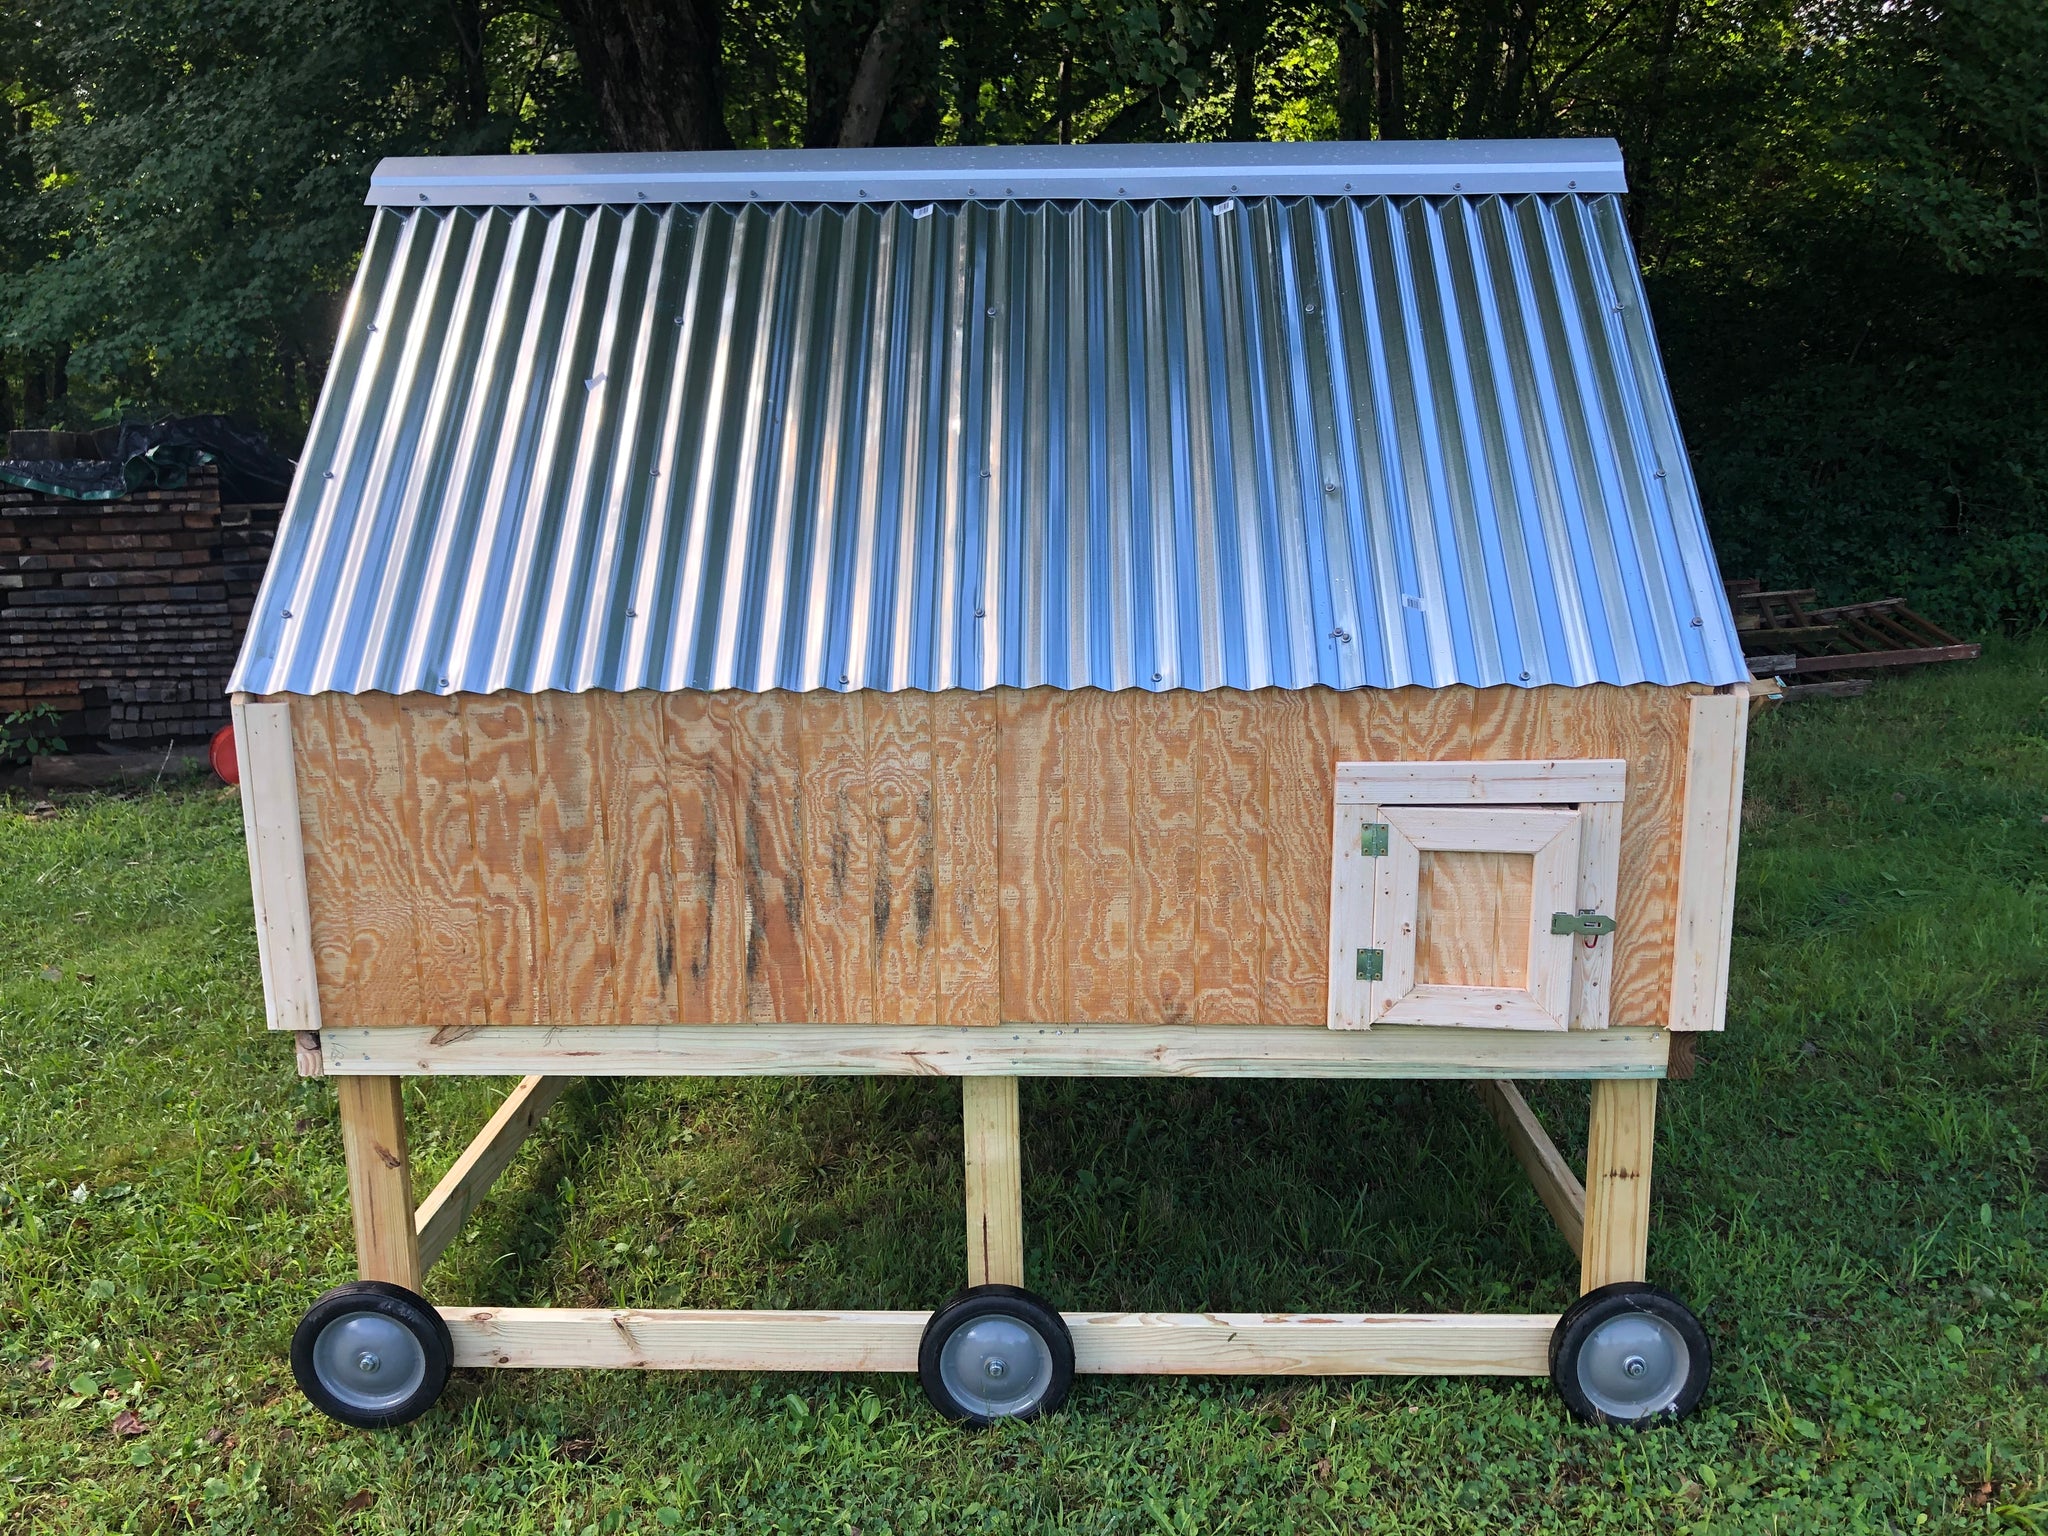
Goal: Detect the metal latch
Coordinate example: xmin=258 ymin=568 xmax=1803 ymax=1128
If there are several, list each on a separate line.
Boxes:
xmin=1550 ymin=910 xmax=1617 ymax=939
xmin=1356 ymin=948 xmax=1383 ymax=981
xmin=1361 ymin=822 xmax=1389 ymax=857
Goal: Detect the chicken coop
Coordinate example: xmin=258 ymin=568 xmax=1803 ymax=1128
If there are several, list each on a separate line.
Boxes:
xmin=230 ymin=139 xmax=1754 ymax=1430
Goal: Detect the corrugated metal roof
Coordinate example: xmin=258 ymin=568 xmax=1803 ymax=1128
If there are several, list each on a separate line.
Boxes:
xmin=232 ymin=146 xmax=1746 ymax=698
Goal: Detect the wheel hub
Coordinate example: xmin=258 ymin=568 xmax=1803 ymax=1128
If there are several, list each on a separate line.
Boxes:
xmin=1576 ymin=1312 xmax=1688 ymax=1420
xmin=311 ymin=1312 xmax=428 ymax=1415
xmin=937 ymin=1315 xmax=1054 ymax=1420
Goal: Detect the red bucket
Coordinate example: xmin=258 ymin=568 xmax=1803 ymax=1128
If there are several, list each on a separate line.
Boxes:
xmin=210 ymin=722 xmax=240 ymax=786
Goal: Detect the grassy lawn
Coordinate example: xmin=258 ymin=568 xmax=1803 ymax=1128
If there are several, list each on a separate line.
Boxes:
xmin=4 ymin=647 xmax=2047 ymax=1534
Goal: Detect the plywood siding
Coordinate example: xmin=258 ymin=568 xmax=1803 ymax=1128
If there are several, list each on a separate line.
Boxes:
xmin=288 ymin=684 xmax=1700 ymax=1029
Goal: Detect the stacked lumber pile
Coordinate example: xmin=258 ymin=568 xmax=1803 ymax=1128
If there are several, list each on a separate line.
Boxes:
xmin=1726 ymin=580 xmax=1980 ymax=700
xmin=0 ymin=466 xmax=280 ymax=742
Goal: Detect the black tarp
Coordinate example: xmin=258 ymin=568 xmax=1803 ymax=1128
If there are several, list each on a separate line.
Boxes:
xmin=0 ymin=416 xmax=296 ymax=504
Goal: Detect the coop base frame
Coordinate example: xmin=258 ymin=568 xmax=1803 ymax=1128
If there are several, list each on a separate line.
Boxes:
xmin=310 ymin=1024 xmax=1669 ymax=1381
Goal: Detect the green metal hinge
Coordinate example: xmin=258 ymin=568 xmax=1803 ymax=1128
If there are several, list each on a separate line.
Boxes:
xmin=1361 ymin=822 xmax=1389 ymax=857
xmin=1356 ymin=948 xmax=1384 ymax=981
xmin=1551 ymin=910 xmax=1618 ymax=938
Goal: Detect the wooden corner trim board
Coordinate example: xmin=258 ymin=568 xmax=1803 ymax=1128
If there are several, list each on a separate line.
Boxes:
xmin=1336 ymin=758 xmax=1627 ymax=806
xmin=316 ymin=1023 xmax=1670 ymax=1079
xmin=232 ymin=694 xmax=322 ymax=1033
xmin=1668 ymin=693 xmax=1748 ymax=1031
xmin=438 ymin=1308 xmax=1556 ymax=1376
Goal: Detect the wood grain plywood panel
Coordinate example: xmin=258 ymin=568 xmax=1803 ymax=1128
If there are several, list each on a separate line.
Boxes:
xmin=1192 ymin=691 xmax=1267 ymax=1024
xmin=1131 ymin=692 xmax=1198 ymax=1025
xmin=1260 ymin=688 xmax=1333 ymax=1025
xmin=1468 ymin=685 xmax=1687 ymax=1029
xmin=462 ymin=694 xmax=547 ymax=1026
xmin=1064 ymin=689 xmax=1134 ymax=1023
xmin=1415 ymin=851 xmax=1531 ymax=989
xmin=533 ymin=691 xmax=617 ymax=1024
xmin=606 ymin=693 xmax=678 ymax=1024
xmin=291 ymin=694 xmax=363 ymax=1021
xmin=397 ymin=694 xmax=487 ymax=1029
xmin=997 ymin=688 xmax=1065 ymax=1023
xmin=727 ymin=694 xmax=808 ymax=1024
xmin=933 ymin=692 xmax=1001 ymax=1026
xmin=797 ymin=691 xmax=873 ymax=1024
xmin=869 ymin=691 xmax=937 ymax=1026
xmin=662 ymin=693 xmax=746 ymax=1024
xmin=322 ymin=693 xmax=422 ymax=1026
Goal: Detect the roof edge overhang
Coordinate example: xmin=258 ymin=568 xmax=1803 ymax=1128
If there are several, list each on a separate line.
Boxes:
xmin=367 ymin=138 xmax=1626 ymax=209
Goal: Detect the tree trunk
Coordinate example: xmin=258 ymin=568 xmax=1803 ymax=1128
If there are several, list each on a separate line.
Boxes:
xmin=1337 ymin=4 xmax=1371 ymax=140
xmin=557 ymin=0 xmax=733 ymax=152
xmin=448 ymin=0 xmax=489 ymax=129
xmin=1372 ymin=0 xmax=1407 ymax=140
xmin=838 ymin=0 xmax=929 ymax=148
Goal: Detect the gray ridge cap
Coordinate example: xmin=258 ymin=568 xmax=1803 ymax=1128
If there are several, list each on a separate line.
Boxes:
xmin=367 ymin=138 xmax=1626 ymax=208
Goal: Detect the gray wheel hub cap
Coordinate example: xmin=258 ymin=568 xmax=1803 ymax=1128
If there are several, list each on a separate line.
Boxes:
xmin=938 ymin=1314 xmax=1054 ymax=1419
xmin=312 ymin=1311 xmax=428 ymax=1415
xmin=1577 ymin=1311 xmax=1689 ymax=1420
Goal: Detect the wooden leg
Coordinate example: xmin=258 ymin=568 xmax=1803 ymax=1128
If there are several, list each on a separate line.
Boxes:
xmin=337 ymin=1075 xmax=421 ymax=1291
xmin=1579 ymin=1077 xmax=1656 ymax=1294
xmin=963 ymin=1076 xmax=1024 ymax=1288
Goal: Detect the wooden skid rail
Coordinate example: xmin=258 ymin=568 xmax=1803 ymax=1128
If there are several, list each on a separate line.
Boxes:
xmin=320 ymin=1024 xmax=1669 ymax=1079
xmin=414 ymin=1075 xmax=575 ymax=1272
xmin=439 ymin=1308 xmax=1557 ymax=1376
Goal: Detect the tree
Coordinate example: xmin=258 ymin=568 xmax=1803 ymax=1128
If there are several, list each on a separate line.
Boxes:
xmin=556 ymin=0 xmax=734 ymax=151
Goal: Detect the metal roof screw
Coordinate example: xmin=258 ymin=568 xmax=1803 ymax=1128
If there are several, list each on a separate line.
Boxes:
xmin=528 ymin=192 xmax=538 ymax=202
xmin=1569 ymin=180 xmax=1577 ymax=189
xmin=1345 ymin=183 xmax=1353 ymax=190
xmin=839 ymin=672 xmax=850 ymax=685
xmin=1006 ymin=187 xmax=1014 ymax=195
xmin=1454 ymin=182 xmax=1462 ymax=190
xmin=675 ymin=316 xmax=685 ymax=324
xmin=858 ymin=188 xmax=866 ymax=197
xmin=967 ymin=187 xmax=975 ymax=195
xmin=974 ymin=609 xmax=985 ymax=619
xmin=438 ymin=677 xmax=449 ymax=688
xmin=418 ymin=192 xmax=428 ymax=203
xmin=1331 ymin=628 xmax=1351 ymax=643
xmin=1231 ymin=184 xmax=1238 ymax=192
xmin=1520 ymin=670 xmax=1531 ymax=681
xmin=980 ymin=469 xmax=991 ymax=478
xmin=1305 ymin=302 xmax=1317 ymax=313
xmin=1691 ymin=617 xmax=1704 ymax=627
xmin=626 ymin=608 xmax=637 ymax=618
xmin=637 ymin=191 xmax=646 ymax=201
xmin=1323 ymin=481 xmax=1338 ymax=493
xmin=1152 ymin=671 xmax=1162 ymax=682
xmin=1118 ymin=187 xmax=1126 ymax=194
xmin=367 ymin=323 xmax=377 ymax=332
xmin=750 ymin=190 xmax=759 ymax=198
xmin=987 ymin=306 xmax=997 ymax=317
xmin=281 ymin=609 xmax=292 ymax=619
xmin=1654 ymin=469 xmax=1667 ymax=479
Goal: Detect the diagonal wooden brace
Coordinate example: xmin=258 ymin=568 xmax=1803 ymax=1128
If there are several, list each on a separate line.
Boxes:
xmin=413 ymin=1076 xmax=577 ymax=1273
xmin=1473 ymin=1079 xmax=1586 ymax=1258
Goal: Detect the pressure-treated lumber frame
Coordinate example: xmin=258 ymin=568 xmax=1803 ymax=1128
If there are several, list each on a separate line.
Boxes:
xmin=316 ymin=1023 xmax=1669 ymax=1078
xmin=336 ymin=1075 xmax=419 ymax=1290
xmin=439 ymin=1308 xmax=1557 ymax=1376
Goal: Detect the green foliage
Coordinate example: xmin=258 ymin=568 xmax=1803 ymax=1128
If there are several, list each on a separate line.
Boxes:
xmin=0 ymin=0 xmax=2043 ymax=623
xmin=0 ymin=703 xmax=65 ymax=764
xmin=2 ymin=646 xmax=2048 ymax=1528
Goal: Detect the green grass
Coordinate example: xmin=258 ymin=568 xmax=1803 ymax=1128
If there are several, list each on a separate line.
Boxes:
xmin=4 ymin=646 xmax=2048 ymax=1534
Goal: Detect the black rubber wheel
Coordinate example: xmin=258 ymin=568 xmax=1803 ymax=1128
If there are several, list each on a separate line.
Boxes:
xmin=291 ymin=1281 xmax=452 ymax=1430
xmin=1550 ymin=1282 xmax=1710 ymax=1427
xmin=918 ymin=1285 xmax=1074 ymax=1426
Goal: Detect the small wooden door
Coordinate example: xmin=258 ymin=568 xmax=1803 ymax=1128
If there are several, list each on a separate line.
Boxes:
xmin=1327 ymin=760 xmax=1626 ymax=1031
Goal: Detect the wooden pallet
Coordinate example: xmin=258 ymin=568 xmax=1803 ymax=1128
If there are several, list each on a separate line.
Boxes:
xmin=1725 ymin=581 xmax=1979 ymax=678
